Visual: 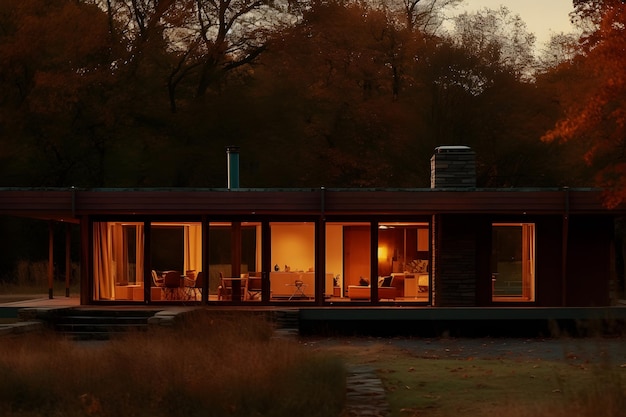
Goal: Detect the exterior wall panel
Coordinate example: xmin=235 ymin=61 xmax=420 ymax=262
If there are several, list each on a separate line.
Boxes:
xmin=0 ymin=188 xmax=622 ymax=308
xmin=566 ymin=215 xmax=612 ymax=306
xmin=433 ymin=214 xmax=485 ymax=306
xmin=534 ymin=217 xmax=564 ymax=307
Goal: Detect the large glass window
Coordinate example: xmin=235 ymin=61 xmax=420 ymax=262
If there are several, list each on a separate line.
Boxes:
xmin=326 ymin=222 xmax=371 ymax=301
xmin=326 ymin=222 xmax=429 ymax=303
xmin=211 ymin=222 xmax=262 ymax=302
xmin=150 ymin=222 xmax=202 ymax=302
xmin=92 ymin=221 xmax=202 ymax=302
xmin=270 ymin=222 xmax=315 ymax=302
xmin=378 ymin=223 xmax=430 ymax=302
xmin=492 ymin=223 xmax=535 ymax=302
xmin=93 ymin=222 xmax=144 ymax=301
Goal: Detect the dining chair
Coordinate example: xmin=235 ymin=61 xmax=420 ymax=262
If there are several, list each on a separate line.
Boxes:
xmin=162 ymin=270 xmax=182 ymax=300
xmin=152 ymin=270 xmax=164 ymax=287
xmin=188 ymin=271 xmax=204 ymax=300
xmin=182 ymin=273 xmax=196 ymax=300
xmin=247 ymin=272 xmax=262 ymax=300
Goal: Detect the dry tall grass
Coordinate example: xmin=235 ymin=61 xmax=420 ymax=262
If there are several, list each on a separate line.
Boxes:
xmin=0 ymin=311 xmax=346 ymax=417
xmin=0 ymin=259 xmax=80 ymax=295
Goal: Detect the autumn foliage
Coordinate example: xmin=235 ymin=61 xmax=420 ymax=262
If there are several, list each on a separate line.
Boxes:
xmin=0 ymin=0 xmax=622 ymax=195
xmin=543 ymin=0 xmax=626 ymax=207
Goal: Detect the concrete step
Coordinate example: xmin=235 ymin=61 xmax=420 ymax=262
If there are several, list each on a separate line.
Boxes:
xmin=49 ymin=309 xmax=158 ymax=340
xmin=273 ymin=309 xmax=300 ymax=331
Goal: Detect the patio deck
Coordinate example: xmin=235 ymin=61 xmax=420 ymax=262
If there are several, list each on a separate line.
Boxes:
xmin=2 ymin=295 xmax=625 ymax=338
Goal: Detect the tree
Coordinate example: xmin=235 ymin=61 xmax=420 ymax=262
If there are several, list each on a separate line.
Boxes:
xmin=543 ymin=0 xmax=626 ymax=207
xmin=246 ymin=1 xmax=432 ymax=187
xmin=0 ymin=0 xmax=119 ymax=186
xmin=95 ymin=0 xmax=302 ymax=112
xmin=416 ymin=6 xmax=574 ymax=188
xmin=537 ymin=32 xmax=580 ymax=71
xmin=390 ymin=0 xmax=463 ymax=34
xmin=450 ymin=6 xmax=537 ymax=80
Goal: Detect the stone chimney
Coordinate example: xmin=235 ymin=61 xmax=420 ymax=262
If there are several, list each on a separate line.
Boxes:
xmin=430 ymin=146 xmax=476 ymax=189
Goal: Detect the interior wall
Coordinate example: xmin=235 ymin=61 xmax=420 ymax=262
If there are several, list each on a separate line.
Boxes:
xmin=271 ymin=223 xmax=315 ymax=272
xmin=344 ymin=226 xmax=371 ymax=287
xmin=326 ymin=224 xmax=343 ymax=284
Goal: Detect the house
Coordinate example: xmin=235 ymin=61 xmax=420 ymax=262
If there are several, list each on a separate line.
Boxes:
xmin=0 ymin=146 xmax=623 ymax=309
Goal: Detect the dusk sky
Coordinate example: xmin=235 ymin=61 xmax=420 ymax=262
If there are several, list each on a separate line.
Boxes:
xmin=449 ymin=0 xmax=576 ymax=47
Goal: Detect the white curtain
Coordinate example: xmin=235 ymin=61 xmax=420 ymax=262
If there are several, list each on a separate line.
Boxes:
xmin=184 ymin=224 xmax=202 ymax=273
xmin=93 ymin=222 xmax=114 ymax=300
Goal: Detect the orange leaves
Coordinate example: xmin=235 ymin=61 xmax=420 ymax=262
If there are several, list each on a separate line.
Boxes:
xmin=542 ymin=1 xmax=626 ymax=205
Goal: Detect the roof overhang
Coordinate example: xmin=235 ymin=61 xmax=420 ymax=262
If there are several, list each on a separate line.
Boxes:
xmin=0 ymin=187 xmax=623 ymax=221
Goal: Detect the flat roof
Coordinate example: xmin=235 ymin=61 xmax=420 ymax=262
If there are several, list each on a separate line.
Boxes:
xmin=0 ymin=187 xmax=622 ymax=221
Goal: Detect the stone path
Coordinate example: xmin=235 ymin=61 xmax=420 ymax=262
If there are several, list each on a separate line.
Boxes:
xmin=342 ymin=364 xmax=390 ymax=417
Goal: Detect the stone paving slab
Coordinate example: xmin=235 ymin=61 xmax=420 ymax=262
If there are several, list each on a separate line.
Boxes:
xmin=343 ymin=365 xmax=390 ymax=417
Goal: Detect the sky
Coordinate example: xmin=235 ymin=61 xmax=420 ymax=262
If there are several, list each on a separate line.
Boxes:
xmin=449 ymin=0 xmax=576 ymax=48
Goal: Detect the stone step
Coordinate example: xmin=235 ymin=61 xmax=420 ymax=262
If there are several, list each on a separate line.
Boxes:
xmin=47 ymin=309 xmax=158 ymax=340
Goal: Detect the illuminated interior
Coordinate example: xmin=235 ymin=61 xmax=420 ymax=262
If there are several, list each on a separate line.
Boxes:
xmin=91 ymin=220 xmax=533 ymax=304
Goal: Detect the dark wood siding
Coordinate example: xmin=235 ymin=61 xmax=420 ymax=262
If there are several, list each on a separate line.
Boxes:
xmin=566 ymin=215 xmax=612 ymax=306
xmin=535 ymin=216 xmax=564 ymax=307
xmin=0 ymin=188 xmax=622 ymax=219
xmin=74 ymin=190 xmax=324 ymax=215
xmin=0 ymin=190 xmax=75 ymax=220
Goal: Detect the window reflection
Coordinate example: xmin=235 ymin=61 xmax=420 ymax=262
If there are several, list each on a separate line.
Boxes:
xmin=492 ymin=223 xmax=535 ymax=302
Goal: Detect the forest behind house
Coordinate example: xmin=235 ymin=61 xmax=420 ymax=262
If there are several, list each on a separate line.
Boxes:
xmin=1 ymin=0 xmax=625 ymax=285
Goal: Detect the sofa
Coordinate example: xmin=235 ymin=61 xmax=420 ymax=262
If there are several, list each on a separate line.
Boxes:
xmin=347 ymin=276 xmax=396 ymax=300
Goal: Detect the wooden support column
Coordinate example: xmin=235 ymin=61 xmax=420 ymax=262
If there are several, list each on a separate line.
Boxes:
xmin=48 ymin=221 xmax=54 ymax=299
xmin=143 ymin=221 xmax=151 ymax=304
xmin=65 ymin=223 xmax=71 ymax=297
xmin=79 ymin=216 xmax=91 ymax=305
xmin=370 ymin=221 xmax=379 ymax=304
xmin=262 ymin=221 xmax=271 ymax=302
xmin=315 ymin=218 xmax=325 ymax=305
xmin=202 ymin=216 xmax=209 ymax=303
xmin=315 ymin=187 xmax=326 ymax=305
xmin=562 ymin=187 xmax=569 ymax=306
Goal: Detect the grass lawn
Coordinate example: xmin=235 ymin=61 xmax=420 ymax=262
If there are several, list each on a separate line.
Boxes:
xmin=307 ymin=337 xmax=626 ymax=417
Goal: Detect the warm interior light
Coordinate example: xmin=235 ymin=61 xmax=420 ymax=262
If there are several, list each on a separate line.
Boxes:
xmin=378 ymin=246 xmax=388 ymax=260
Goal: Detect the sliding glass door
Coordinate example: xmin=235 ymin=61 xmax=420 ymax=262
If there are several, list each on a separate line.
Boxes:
xmin=92 ymin=221 xmax=202 ymax=302
xmin=210 ymin=222 xmax=262 ymax=302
